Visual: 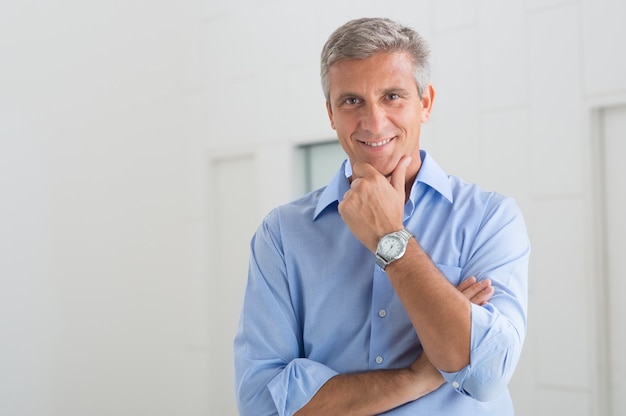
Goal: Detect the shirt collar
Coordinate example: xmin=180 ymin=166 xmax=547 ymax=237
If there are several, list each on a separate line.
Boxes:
xmin=313 ymin=150 xmax=453 ymax=220
xmin=313 ymin=159 xmax=351 ymax=220
xmin=413 ymin=150 xmax=453 ymax=203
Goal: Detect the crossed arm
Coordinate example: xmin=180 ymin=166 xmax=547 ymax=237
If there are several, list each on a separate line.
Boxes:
xmin=294 ymin=276 xmax=493 ymax=416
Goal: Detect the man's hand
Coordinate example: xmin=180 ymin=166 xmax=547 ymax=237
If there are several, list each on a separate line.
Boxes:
xmin=338 ymin=156 xmax=412 ymax=252
xmin=457 ymin=276 xmax=493 ymax=306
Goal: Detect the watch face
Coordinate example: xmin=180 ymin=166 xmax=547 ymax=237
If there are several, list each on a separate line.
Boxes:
xmin=380 ymin=235 xmax=404 ymax=258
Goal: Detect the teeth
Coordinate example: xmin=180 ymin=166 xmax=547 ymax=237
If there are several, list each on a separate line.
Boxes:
xmin=364 ymin=138 xmax=392 ymax=147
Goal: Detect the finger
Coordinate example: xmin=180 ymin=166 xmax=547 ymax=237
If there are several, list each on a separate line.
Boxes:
xmin=457 ymin=276 xmax=477 ymax=292
xmin=389 ymin=156 xmax=412 ymax=194
xmin=469 ymin=279 xmax=493 ymax=305
xmin=471 ymin=284 xmax=494 ymax=306
xmin=350 ymin=161 xmax=379 ymax=180
xmin=460 ymin=278 xmax=491 ymax=301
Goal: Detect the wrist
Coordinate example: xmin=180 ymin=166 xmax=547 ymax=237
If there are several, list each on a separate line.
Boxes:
xmin=407 ymin=355 xmax=445 ymax=399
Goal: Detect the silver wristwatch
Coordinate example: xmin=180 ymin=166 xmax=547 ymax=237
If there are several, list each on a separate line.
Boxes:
xmin=375 ymin=228 xmax=413 ymax=270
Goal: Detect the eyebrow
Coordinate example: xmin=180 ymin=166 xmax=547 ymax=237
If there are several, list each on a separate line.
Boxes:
xmin=382 ymin=87 xmax=413 ymax=97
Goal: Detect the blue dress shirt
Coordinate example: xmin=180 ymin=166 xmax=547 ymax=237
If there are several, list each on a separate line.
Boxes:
xmin=234 ymin=150 xmax=530 ymax=415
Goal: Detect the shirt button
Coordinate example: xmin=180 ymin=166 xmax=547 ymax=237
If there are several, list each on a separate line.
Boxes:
xmin=375 ymin=356 xmax=384 ymax=364
xmin=378 ymin=309 xmax=387 ymax=318
xmin=452 ymin=381 xmax=460 ymax=389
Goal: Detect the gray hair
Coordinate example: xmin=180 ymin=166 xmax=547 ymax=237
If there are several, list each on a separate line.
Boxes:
xmin=320 ymin=17 xmax=431 ymax=102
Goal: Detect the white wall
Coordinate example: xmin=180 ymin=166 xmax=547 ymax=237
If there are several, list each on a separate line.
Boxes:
xmin=0 ymin=1 xmax=211 ymax=415
xmin=2 ymin=0 xmax=626 ymax=415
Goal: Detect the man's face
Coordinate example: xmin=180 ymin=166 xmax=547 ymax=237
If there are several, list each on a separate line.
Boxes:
xmin=326 ymin=52 xmax=434 ymax=178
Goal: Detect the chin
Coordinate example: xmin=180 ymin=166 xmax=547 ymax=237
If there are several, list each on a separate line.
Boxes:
xmin=373 ymin=159 xmax=399 ymax=175
xmin=373 ymin=165 xmax=395 ymax=178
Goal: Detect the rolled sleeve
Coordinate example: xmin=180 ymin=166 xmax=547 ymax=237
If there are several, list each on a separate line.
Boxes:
xmin=439 ymin=196 xmax=529 ymax=401
xmin=267 ymin=358 xmax=338 ymax=415
xmin=441 ymin=303 xmax=523 ymax=401
xmin=234 ymin=213 xmax=338 ymax=416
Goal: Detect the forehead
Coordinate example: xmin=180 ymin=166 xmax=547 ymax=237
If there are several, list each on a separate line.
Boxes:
xmin=327 ymin=52 xmax=417 ymax=96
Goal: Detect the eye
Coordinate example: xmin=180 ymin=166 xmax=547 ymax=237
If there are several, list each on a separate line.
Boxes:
xmin=387 ymin=93 xmax=400 ymax=100
xmin=344 ymin=97 xmax=360 ymax=105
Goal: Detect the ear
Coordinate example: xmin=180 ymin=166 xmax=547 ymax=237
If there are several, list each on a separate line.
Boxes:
xmin=326 ymin=101 xmax=336 ymax=130
xmin=420 ymin=84 xmax=435 ymax=122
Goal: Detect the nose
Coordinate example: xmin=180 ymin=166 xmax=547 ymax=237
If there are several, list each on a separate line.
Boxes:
xmin=359 ymin=102 xmax=388 ymax=135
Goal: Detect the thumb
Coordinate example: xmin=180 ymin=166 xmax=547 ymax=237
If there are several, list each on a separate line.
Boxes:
xmin=390 ymin=155 xmax=412 ymax=194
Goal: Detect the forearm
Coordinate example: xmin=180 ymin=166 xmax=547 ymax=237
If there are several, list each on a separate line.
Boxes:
xmin=295 ymin=354 xmax=443 ymax=416
xmin=386 ymin=240 xmax=471 ymax=372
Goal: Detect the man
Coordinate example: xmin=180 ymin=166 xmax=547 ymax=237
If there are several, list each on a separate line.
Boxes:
xmin=234 ymin=17 xmax=530 ymax=415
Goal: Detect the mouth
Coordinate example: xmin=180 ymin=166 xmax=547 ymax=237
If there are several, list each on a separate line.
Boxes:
xmin=359 ymin=137 xmax=394 ymax=147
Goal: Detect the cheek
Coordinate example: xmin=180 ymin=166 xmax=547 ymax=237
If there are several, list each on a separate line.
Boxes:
xmin=333 ymin=116 xmax=356 ymax=137
xmin=396 ymin=112 xmax=423 ymax=134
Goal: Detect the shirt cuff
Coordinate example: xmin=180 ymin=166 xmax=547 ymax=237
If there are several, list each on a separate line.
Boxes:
xmin=439 ymin=303 xmax=521 ymax=401
xmin=267 ymin=358 xmax=339 ymax=416
xmin=440 ymin=364 xmax=471 ymax=394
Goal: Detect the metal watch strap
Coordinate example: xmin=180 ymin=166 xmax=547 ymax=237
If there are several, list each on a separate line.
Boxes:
xmin=395 ymin=228 xmax=413 ymax=241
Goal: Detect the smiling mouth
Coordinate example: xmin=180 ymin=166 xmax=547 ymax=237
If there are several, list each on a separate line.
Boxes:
xmin=360 ymin=138 xmax=393 ymax=147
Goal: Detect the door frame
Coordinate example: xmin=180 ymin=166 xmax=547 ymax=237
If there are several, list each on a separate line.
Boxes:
xmin=586 ymin=94 xmax=626 ymax=416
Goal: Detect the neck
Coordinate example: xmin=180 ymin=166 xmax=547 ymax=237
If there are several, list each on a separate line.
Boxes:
xmin=404 ymin=172 xmax=418 ymax=202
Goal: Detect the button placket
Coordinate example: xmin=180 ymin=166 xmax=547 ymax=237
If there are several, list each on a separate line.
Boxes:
xmin=370 ymin=266 xmax=394 ymax=368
